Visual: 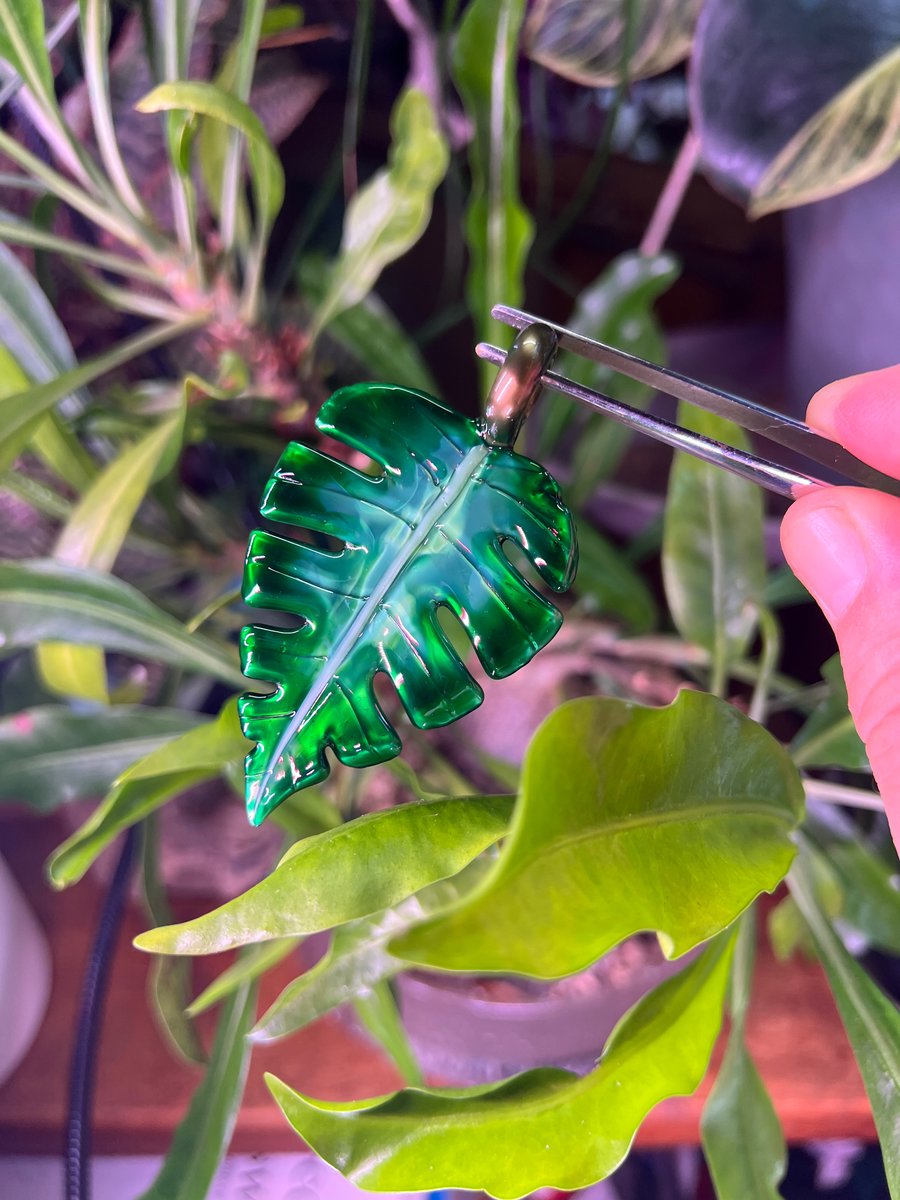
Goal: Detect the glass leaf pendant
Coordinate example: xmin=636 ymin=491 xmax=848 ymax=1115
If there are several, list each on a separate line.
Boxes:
xmin=239 ymin=328 xmax=576 ymax=824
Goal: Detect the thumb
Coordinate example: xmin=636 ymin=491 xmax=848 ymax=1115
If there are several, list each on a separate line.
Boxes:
xmin=781 ymin=487 xmax=900 ymax=846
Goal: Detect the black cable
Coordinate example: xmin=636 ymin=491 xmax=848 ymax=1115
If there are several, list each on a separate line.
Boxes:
xmin=65 ymin=827 xmax=138 ymax=1200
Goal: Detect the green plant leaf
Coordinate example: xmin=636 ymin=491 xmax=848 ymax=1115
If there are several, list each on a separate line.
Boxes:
xmin=0 ymin=0 xmax=53 ymax=102
xmin=751 ymin=45 xmax=900 ymax=216
xmin=310 ymin=88 xmax=448 ymax=340
xmin=791 ymin=654 xmax=869 ymax=771
xmin=662 ymin=405 xmax=765 ymax=689
xmin=571 ymin=521 xmax=658 ymax=633
xmin=701 ymin=912 xmax=787 ymax=1199
xmin=789 ymin=852 xmax=900 ymax=1197
xmin=267 ymin=934 xmax=734 ymax=1197
xmin=297 ymin=257 xmax=439 ymax=394
xmin=552 ymin=251 xmax=680 ymax=499
xmin=805 ymin=820 xmax=900 ymax=957
xmin=0 ymin=559 xmax=245 ymax=688
xmin=354 ymin=981 xmax=423 ymax=1087
xmin=47 ymin=701 xmax=249 ymax=888
xmin=136 ymin=979 xmax=257 ymax=1200
xmin=394 ymin=691 xmax=803 ymax=977
xmin=0 ymin=317 xmax=203 ymax=473
xmin=525 ymin=0 xmax=703 ymax=86
xmin=137 ymin=80 xmax=285 ymax=237
xmin=0 ymin=704 xmax=202 ymax=812
xmin=453 ymin=0 xmax=533 ymax=388
xmin=134 ymin=794 xmax=513 ymax=955
xmin=239 ymin=382 xmax=576 ymax=824
xmin=187 ymin=937 xmax=301 ymax=1018
xmin=252 ymin=866 xmax=486 ymax=1043
xmin=36 ymin=405 xmax=186 ymax=702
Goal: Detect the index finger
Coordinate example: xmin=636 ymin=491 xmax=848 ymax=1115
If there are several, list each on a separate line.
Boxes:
xmin=808 ymin=364 xmax=900 ymax=480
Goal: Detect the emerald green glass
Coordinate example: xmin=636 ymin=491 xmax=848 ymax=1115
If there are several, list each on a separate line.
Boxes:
xmin=239 ymin=382 xmax=577 ymax=825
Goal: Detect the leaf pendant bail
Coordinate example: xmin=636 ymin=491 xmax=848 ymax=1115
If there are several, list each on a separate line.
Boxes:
xmin=238 ymin=337 xmax=576 ymax=826
xmin=482 ymin=323 xmax=559 ymax=448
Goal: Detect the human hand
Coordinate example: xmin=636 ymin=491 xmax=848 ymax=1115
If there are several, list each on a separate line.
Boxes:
xmin=781 ymin=365 xmax=900 ymax=850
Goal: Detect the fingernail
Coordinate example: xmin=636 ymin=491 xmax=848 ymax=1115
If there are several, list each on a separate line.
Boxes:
xmin=793 ymin=502 xmax=868 ymax=625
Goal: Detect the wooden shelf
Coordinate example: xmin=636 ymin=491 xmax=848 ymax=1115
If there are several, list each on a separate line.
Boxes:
xmin=0 ymin=811 xmax=875 ymax=1156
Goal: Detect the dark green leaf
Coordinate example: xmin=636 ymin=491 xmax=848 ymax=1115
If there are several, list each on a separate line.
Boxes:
xmin=310 ymin=89 xmax=448 ymax=339
xmin=266 ymin=935 xmax=734 ymax=1197
xmin=526 ymin=0 xmax=702 ymax=86
xmin=453 ymin=0 xmax=533 ymax=387
xmin=134 ymin=794 xmax=514 ymax=955
xmin=571 ymin=521 xmax=657 ymax=633
xmin=394 ymin=691 xmax=803 ymax=977
xmin=239 ymin=383 xmax=575 ymax=824
xmin=805 ymin=821 xmax=900 ymax=957
xmin=789 ymin=852 xmax=900 ymax=1197
xmin=0 ymin=705 xmax=202 ymax=811
xmin=47 ymin=702 xmax=248 ymax=888
xmin=791 ymin=655 xmax=869 ymax=771
xmin=662 ymin=406 xmax=765 ymax=685
xmin=136 ymin=980 xmax=257 ymax=1200
xmin=0 ymin=560 xmax=245 ymax=688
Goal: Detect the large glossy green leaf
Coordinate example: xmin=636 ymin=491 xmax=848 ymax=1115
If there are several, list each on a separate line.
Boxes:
xmin=558 ymin=251 xmax=680 ymax=502
xmin=136 ymin=980 xmax=257 ymax=1200
xmin=453 ymin=0 xmax=533 ymax=386
xmin=701 ymin=913 xmax=786 ymax=1199
xmin=394 ymin=691 xmax=803 ymax=977
xmin=239 ymin=383 xmax=576 ymax=824
xmin=791 ymin=654 xmax=869 ymax=771
xmin=134 ymin=794 xmax=513 ymax=955
xmin=267 ymin=934 xmax=734 ymax=1197
xmin=310 ymin=89 xmax=448 ymax=340
xmin=790 ymin=853 xmax=900 ymax=1197
xmin=0 ymin=559 xmax=245 ymax=688
xmin=662 ymin=406 xmax=765 ymax=686
xmin=36 ymin=405 xmax=186 ymax=703
xmin=252 ymin=867 xmax=486 ymax=1043
xmin=0 ymin=705 xmax=202 ymax=811
xmin=752 ymin=45 xmax=900 ymax=216
xmin=137 ymin=81 xmax=285 ymax=234
xmin=297 ymin=258 xmax=439 ymax=395
xmin=525 ymin=0 xmax=702 ymax=86
xmin=47 ymin=701 xmax=249 ymax=888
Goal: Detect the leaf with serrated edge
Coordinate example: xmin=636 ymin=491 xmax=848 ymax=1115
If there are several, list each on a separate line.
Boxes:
xmin=394 ymin=692 xmax=803 ymax=977
xmin=266 ymin=934 xmax=734 ymax=1198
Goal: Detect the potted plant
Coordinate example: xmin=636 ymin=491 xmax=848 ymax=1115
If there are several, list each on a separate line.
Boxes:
xmin=0 ymin=2 xmax=899 ymax=1198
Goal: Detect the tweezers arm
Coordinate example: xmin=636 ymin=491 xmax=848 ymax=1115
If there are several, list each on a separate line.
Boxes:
xmin=476 ymin=343 xmax=828 ymax=500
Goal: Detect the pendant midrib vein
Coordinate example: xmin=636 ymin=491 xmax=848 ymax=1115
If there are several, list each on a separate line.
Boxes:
xmin=255 ymin=442 xmax=489 ymax=802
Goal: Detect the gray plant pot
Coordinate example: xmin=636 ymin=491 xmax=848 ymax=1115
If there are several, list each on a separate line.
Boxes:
xmin=786 ymin=162 xmax=900 ymax=410
xmin=394 ymin=939 xmax=690 ymax=1085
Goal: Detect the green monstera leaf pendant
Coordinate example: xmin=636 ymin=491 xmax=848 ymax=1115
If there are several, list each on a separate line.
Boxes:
xmin=240 ymin=381 xmax=577 ymax=824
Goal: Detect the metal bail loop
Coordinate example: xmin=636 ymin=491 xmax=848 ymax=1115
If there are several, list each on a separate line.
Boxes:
xmin=482 ymin=323 xmax=559 ymax=448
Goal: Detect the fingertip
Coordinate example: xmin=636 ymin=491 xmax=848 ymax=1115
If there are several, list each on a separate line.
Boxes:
xmin=806 ymin=364 xmax=900 ymax=479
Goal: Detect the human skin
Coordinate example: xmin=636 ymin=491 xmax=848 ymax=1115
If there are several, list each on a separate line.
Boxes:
xmin=781 ymin=364 xmax=900 ymax=850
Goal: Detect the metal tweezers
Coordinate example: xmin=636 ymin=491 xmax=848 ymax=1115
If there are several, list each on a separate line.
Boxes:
xmin=478 ymin=304 xmax=900 ymax=500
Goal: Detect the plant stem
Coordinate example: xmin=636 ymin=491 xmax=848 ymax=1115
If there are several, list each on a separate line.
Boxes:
xmin=220 ymin=0 xmax=267 ymax=253
xmin=0 ymin=216 xmax=163 ymax=282
xmin=748 ymin=607 xmax=782 ymax=725
xmin=639 ymin=128 xmax=700 ymax=258
xmin=342 ymin=0 xmax=374 ymax=199
xmin=804 ymin=778 xmax=882 ymax=813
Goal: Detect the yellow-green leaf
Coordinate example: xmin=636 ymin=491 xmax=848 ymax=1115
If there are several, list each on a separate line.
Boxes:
xmin=751 ymin=45 xmax=900 ymax=217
